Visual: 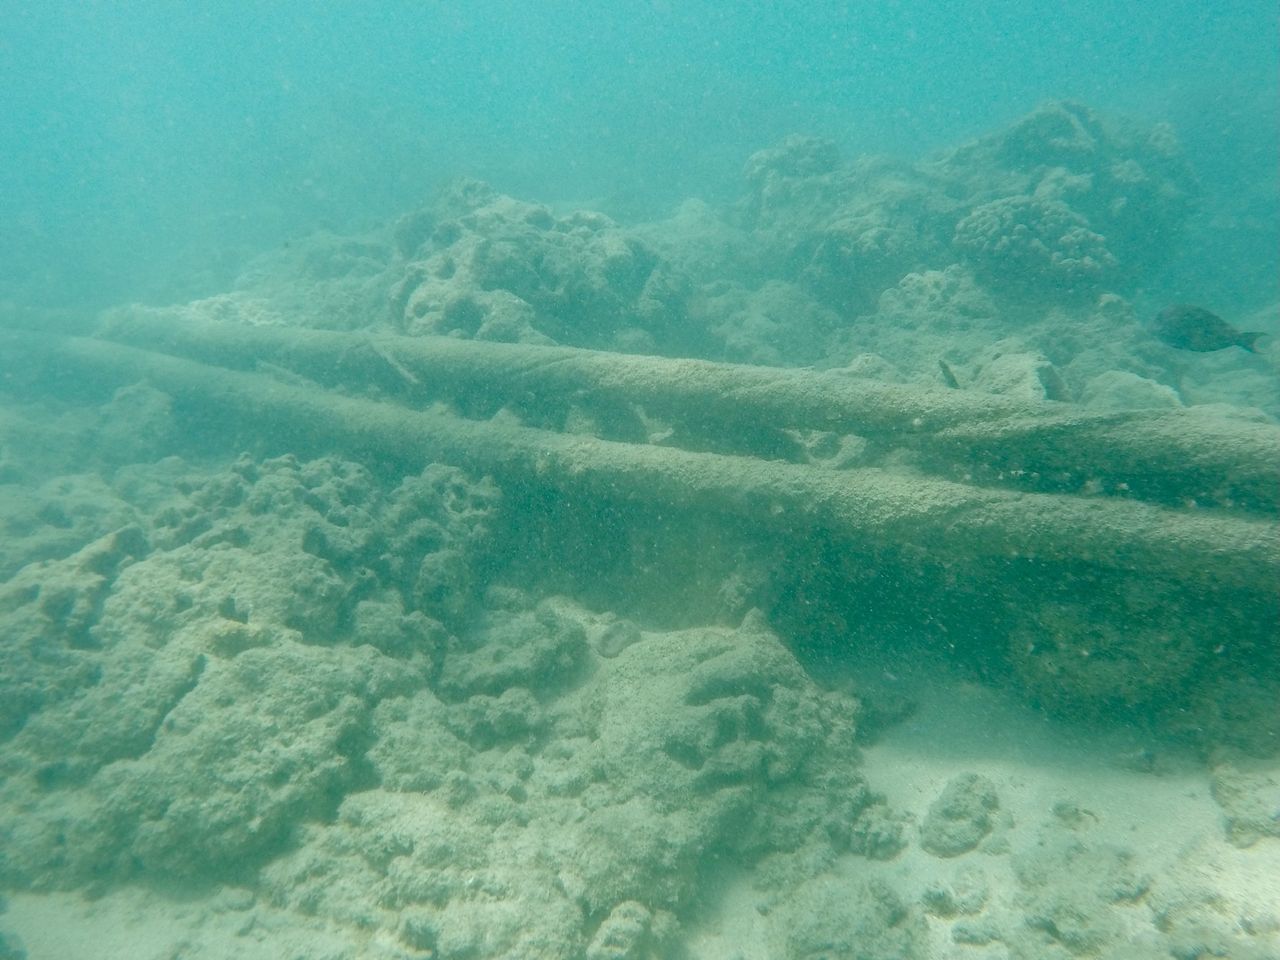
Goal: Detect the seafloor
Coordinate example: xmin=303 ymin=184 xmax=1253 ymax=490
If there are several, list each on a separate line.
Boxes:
xmin=1 ymin=101 xmax=1278 ymax=960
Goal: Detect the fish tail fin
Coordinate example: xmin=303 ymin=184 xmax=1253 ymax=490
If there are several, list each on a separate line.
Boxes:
xmin=1238 ymin=331 xmax=1264 ymax=353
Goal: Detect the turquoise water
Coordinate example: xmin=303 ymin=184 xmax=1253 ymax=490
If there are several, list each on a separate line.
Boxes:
xmin=1 ymin=1 xmax=1276 ymax=309
xmin=1 ymin=5 xmax=1279 ymax=959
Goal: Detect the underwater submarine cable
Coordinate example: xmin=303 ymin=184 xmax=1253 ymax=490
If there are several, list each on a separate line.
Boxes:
xmin=96 ymin=312 xmax=1280 ymax=513
xmin=4 ymin=330 xmax=1275 ymax=597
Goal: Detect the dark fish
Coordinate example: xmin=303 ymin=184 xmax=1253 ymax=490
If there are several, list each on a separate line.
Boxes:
xmin=1153 ymin=304 xmax=1262 ymax=353
xmin=938 ymin=358 xmax=960 ymax=389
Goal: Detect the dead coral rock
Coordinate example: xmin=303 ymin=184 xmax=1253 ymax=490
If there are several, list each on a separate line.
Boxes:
xmin=874 ymin=264 xmax=998 ymax=331
xmin=0 ymin=455 xmax=496 ymax=888
xmin=0 ymin=472 xmax=139 ymax=581
xmin=1007 ymin=826 xmax=1151 ymax=959
xmin=740 ymin=134 xmax=843 ymax=230
xmin=90 ymin=640 xmax=409 ymax=878
xmin=632 ymin=198 xmax=759 ymax=287
xmin=584 ymin=611 xmax=853 ymax=808
xmin=737 ymin=102 xmax=1191 ymax=323
xmin=231 ymin=230 xmax=397 ymax=330
xmin=1080 ymin=370 xmax=1182 ymax=412
xmin=109 ymin=228 xmax=397 ymax=334
xmin=791 ymin=163 xmax=950 ymax=312
xmin=921 ymin=866 xmax=991 ymax=918
xmin=0 ymin=525 xmax=149 ymax=745
xmin=585 ymin=900 xmax=678 ymax=960
xmin=940 ymin=100 xmax=1195 ymax=293
xmin=263 ymin=605 xmax=868 ymax=957
xmin=953 ymin=194 xmax=1118 ymax=297
xmin=435 ymin=598 xmax=589 ymax=701
xmin=920 ymin=773 xmax=1001 ymax=858
xmin=392 ymin=180 xmax=692 ymax=352
xmin=968 ymin=341 xmax=1071 ymax=401
xmin=696 ymin=279 xmax=841 ymax=365
xmin=776 ymin=875 xmax=927 ymax=960
xmin=798 ymin=203 xmax=942 ymax=314
xmin=739 ymin=137 xmax=954 ymax=314
xmin=0 ymin=636 xmax=411 ymax=886
xmin=377 ymin=464 xmax=502 ymax=626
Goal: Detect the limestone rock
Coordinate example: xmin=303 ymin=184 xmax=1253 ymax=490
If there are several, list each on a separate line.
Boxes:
xmin=920 ymin=773 xmax=1001 ymax=858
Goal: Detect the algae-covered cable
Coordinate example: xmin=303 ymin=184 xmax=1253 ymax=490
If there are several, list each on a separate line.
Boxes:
xmin=96 ymin=311 xmax=1280 ymax=512
xmin=4 ymin=330 xmax=1275 ymax=595
xmin=97 ymin=308 xmax=1036 ymax=433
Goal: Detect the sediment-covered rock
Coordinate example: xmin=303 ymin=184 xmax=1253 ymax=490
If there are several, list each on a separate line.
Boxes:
xmin=0 ymin=456 xmax=499 ymax=887
xmin=920 ymin=773 xmax=1002 ymax=858
xmin=390 ymin=179 xmax=694 ymax=353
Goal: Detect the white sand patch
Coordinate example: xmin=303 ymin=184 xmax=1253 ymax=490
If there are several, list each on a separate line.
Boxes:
xmin=686 ymin=655 xmax=1280 ymax=959
xmin=3 ymin=884 xmax=389 ymax=960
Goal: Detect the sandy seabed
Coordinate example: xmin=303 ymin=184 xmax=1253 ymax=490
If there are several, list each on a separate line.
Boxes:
xmin=7 ymin=667 xmax=1280 ymax=959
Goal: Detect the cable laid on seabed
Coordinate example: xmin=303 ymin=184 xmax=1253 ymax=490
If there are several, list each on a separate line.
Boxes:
xmin=96 ymin=311 xmax=1280 ymax=513
xmin=3 ymin=329 xmax=1275 ymax=596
